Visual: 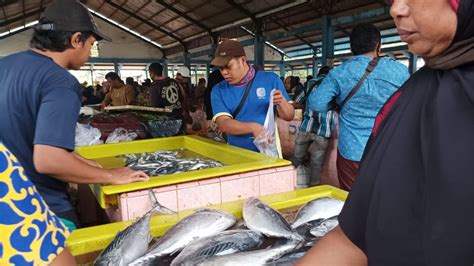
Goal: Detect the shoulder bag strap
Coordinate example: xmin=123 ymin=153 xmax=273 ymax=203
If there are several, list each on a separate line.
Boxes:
xmin=231 ymin=69 xmax=258 ymax=118
xmin=339 ymin=57 xmax=380 ymax=110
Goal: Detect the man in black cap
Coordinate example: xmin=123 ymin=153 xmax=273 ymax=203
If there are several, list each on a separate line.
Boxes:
xmin=0 ymin=0 xmax=149 ymax=230
xmin=210 ymin=40 xmax=294 ymax=155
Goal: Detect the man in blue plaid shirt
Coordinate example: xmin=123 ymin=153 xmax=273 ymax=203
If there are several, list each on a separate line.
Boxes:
xmin=292 ymin=66 xmax=336 ymax=188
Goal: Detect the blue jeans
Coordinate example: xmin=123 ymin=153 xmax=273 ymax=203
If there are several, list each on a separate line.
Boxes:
xmin=292 ymin=132 xmax=329 ymax=187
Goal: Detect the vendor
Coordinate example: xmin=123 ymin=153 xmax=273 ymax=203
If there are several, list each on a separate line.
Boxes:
xmin=297 ymin=0 xmax=474 ymax=264
xmin=101 ymin=71 xmax=136 ymax=107
xmin=0 ymin=0 xmax=149 ymax=229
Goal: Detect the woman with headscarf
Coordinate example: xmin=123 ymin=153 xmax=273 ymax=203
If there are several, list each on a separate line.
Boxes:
xmin=297 ymin=0 xmax=474 ymax=264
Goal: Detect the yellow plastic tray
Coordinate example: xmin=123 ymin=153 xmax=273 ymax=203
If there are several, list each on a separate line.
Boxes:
xmin=68 ymin=185 xmax=347 ymax=257
xmin=76 ymin=136 xmax=291 ymax=208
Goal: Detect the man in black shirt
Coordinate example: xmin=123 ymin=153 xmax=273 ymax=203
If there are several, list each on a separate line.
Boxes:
xmin=148 ymin=63 xmax=187 ymax=133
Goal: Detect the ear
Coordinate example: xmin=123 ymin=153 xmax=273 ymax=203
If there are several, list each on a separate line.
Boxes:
xmin=241 ymin=56 xmax=247 ymax=65
xmin=70 ymin=32 xmax=84 ymax=49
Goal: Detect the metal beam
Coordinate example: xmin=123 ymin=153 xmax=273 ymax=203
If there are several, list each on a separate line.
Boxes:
xmin=119 ymin=0 xmax=151 ymax=24
xmin=225 ymin=0 xmax=256 ymax=21
xmin=254 ymin=21 xmax=265 ymax=68
xmin=0 ymin=0 xmax=16 ymax=8
xmin=321 ymin=15 xmax=334 ymax=66
xmin=265 ymin=7 xmax=390 ymax=42
xmin=103 ymin=0 xmax=184 ymax=45
xmin=155 ymin=0 xmax=212 ymax=34
xmin=0 ymin=7 xmax=44 ymax=27
xmin=88 ymin=57 xmax=164 ymax=64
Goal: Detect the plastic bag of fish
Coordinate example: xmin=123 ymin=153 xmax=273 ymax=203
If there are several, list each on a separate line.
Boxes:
xmin=94 ymin=196 xmax=344 ymax=266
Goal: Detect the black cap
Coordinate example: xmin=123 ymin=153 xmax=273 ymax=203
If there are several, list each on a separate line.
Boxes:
xmin=36 ymin=0 xmax=111 ymax=42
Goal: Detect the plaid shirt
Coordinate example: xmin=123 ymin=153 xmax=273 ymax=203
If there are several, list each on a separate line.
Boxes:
xmin=296 ymin=75 xmax=336 ymax=138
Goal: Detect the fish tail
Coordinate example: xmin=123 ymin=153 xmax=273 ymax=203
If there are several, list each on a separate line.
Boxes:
xmin=148 ymin=188 xmax=176 ymax=215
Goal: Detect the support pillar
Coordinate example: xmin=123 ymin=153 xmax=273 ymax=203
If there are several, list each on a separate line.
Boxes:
xmin=254 ymin=20 xmax=265 ymax=68
xmin=206 ymin=64 xmax=210 ymax=80
xmin=321 ymin=15 xmax=335 ymax=67
xmin=312 ymin=56 xmax=319 ymax=78
xmin=162 ymin=58 xmax=168 ymax=77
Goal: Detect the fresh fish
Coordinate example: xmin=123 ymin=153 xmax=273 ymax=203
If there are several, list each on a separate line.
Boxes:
xmin=194 ymin=239 xmax=301 ymax=266
xmin=93 ymin=191 xmax=175 ymax=266
xmin=171 ymin=230 xmax=263 ymax=266
xmin=263 ymin=245 xmax=313 ymax=266
xmin=129 ymin=209 xmax=236 ymax=266
xmin=294 ymin=219 xmax=324 ymax=240
xmin=310 ymin=216 xmax=339 ymax=237
xmin=291 ymin=197 xmax=344 ymax=229
xmin=93 ymin=211 xmax=153 ymax=266
xmin=124 ymin=150 xmax=223 ymax=177
xmin=243 ymin=197 xmax=303 ymax=241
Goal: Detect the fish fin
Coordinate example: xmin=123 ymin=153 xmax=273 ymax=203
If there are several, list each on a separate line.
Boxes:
xmin=148 ymin=188 xmax=176 ymax=215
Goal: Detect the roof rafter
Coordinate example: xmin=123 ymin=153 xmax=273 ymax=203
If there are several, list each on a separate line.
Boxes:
xmin=155 ymin=0 xmax=212 ymax=34
xmin=118 ymin=0 xmax=151 ymax=24
xmin=0 ymin=7 xmax=44 ymax=27
xmin=104 ymin=0 xmax=184 ymax=46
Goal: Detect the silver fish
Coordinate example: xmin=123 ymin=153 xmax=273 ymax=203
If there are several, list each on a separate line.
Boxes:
xmin=291 ymin=197 xmax=344 ymax=229
xmin=171 ymin=230 xmax=263 ymax=266
xmin=243 ymin=197 xmax=303 ymax=241
xmin=195 ymin=239 xmax=301 ymax=266
xmin=93 ymin=191 xmax=175 ymax=266
xmin=93 ymin=211 xmax=153 ymax=266
xmin=129 ymin=209 xmax=236 ymax=266
xmin=310 ymin=216 xmax=339 ymax=237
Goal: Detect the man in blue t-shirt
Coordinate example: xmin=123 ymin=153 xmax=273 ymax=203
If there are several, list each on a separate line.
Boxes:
xmin=210 ymin=40 xmax=294 ymax=153
xmin=0 ymin=0 xmax=148 ymax=228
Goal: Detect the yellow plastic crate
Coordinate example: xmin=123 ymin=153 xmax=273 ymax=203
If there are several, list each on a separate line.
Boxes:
xmin=68 ymin=185 xmax=348 ymax=259
xmin=76 ymin=136 xmax=291 ymax=208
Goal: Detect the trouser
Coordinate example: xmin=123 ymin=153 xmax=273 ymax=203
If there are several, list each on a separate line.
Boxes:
xmin=57 ymin=209 xmax=81 ymax=230
xmin=336 ymin=150 xmax=360 ymax=191
xmin=292 ymin=132 xmax=329 ymax=188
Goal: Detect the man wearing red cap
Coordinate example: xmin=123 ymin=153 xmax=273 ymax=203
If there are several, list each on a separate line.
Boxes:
xmin=210 ymin=40 xmax=294 ymax=153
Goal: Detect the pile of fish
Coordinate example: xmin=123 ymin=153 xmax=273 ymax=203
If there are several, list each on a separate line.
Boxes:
xmin=123 ymin=150 xmax=223 ymax=176
xmin=94 ymin=196 xmax=344 ymax=266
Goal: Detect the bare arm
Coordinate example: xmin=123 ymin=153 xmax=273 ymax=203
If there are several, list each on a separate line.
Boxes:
xmin=296 ymin=226 xmax=367 ymax=265
xmin=215 ymin=116 xmax=265 ymax=138
xmin=34 ymin=144 xmax=149 ymax=185
xmin=273 ymin=90 xmax=295 ymax=121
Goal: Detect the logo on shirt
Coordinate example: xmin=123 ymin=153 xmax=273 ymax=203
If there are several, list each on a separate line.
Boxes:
xmin=256 ymin=87 xmax=266 ymax=99
xmin=165 ymin=84 xmax=179 ymax=104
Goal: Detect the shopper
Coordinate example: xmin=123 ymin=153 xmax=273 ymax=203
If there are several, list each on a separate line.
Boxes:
xmin=210 ymin=40 xmax=294 ymax=153
xmin=308 ymin=23 xmax=409 ymax=190
xmin=0 ymin=0 xmax=148 ymax=228
xmin=291 ymin=66 xmax=335 ymax=188
xmin=102 ymin=71 xmax=136 ymax=107
xmin=298 ymin=0 xmax=474 ymax=264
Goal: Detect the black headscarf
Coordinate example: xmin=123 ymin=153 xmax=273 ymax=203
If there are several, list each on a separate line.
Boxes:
xmin=339 ymin=0 xmax=474 ymax=264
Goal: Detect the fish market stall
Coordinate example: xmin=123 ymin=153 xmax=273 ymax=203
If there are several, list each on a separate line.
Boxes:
xmin=76 ymin=135 xmax=296 ymax=222
xmin=68 ymin=185 xmax=347 ymax=265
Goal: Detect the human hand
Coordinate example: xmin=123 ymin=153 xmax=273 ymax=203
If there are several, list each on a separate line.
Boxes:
xmin=273 ymin=90 xmax=287 ymax=106
xmin=106 ymin=167 xmax=149 ymax=185
xmin=251 ymin=123 xmax=266 ymax=138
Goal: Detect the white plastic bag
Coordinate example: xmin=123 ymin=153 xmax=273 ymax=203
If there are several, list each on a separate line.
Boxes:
xmin=75 ymin=123 xmax=103 ymax=147
xmin=105 ymin=128 xmax=138 ymax=144
xmin=253 ymin=89 xmax=279 ymax=158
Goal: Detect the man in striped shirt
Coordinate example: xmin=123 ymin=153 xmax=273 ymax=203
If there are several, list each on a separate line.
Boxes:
xmin=292 ymin=66 xmax=336 ymax=188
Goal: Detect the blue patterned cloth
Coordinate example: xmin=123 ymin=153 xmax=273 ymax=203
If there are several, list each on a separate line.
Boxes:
xmin=295 ymin=75 xmax=336 ymax=138
xmin=0 ymin=143 xmax=70 ymax=265
xmin=309 ymin=56 xmax=409 ymax=161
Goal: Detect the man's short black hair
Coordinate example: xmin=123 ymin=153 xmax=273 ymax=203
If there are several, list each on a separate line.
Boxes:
xmin=105 ymin=72 xmax=120 ymax=81
xmin=126 ymin=77 xmax=134 ymax=85
xmin=350 ymin=23 xmax=381 ymax=56
xmin=318 ymin=66 xmax=332 ymax=76
xmin=30 ymin=19 xmax=93 ymax=52
xmin=149 ymin=63 xmax=163 ymax=76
